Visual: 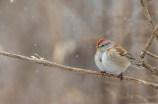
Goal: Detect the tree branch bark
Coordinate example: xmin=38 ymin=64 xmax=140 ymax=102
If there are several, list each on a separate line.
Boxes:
xmin=143 ymin=50 xmax=158 ymax=59
xmin=0 ymin=50 xmax=158 ymax=90
xmin=139 ymin=0 xmax=158 ymax=40
xmin=138 ymin=0 xmax=158 ymax=77
xmin=139 ymin=23 xmax=158 ymax=58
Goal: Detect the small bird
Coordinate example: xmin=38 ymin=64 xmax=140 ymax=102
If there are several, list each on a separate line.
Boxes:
xmin=94 ymin=38 xmax=142 ymax=80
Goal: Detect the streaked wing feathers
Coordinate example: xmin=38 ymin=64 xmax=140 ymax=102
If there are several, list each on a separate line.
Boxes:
xmin=107 ymin=44 xmax=135 ymax=60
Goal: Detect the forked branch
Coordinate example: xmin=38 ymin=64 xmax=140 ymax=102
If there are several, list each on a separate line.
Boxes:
xmin=139 ymin=23 xmax=158 ymax=58
xmin=138 ymin=0 xmax=158 ymax=77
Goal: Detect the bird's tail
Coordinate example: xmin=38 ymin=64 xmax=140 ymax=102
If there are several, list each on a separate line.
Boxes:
xmin=130 ymin=63 xmax=144 ymax=69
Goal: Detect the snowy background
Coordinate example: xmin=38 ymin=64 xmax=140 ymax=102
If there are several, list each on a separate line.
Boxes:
xmin=0 ymin=0 xmax=158 ymax=104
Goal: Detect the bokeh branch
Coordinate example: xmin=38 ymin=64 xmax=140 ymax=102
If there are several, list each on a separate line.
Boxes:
xmin=0 ymin=50 xmax=158 ymax=90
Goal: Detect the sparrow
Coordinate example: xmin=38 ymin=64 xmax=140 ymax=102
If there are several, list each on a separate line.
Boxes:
xmin=94 ymin=38 xmax=142 ymax=80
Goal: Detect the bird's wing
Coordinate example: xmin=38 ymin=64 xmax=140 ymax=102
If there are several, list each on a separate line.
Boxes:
xmin=107 ymin=44 xmax=135 ymax=60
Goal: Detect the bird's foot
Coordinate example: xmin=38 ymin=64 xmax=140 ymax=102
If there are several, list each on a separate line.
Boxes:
xmin=118 ymin=73 xmax=123 ymax=81
xmin=101 ymin=71 xmax=106 ymax=78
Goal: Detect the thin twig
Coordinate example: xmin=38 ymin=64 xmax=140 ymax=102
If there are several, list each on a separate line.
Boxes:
xmin=143 ymin=50 xmax=158 ymax=59
xmin=136 ymin=52 xmax=141 ymax=63
xmin=141 ymin=60 xmax=158 ymax=76
xmin=34 ymin=53 xmax=41 ymax=59
xmin=139 ymin=23 xmax=158 ymax=58
xmin=139 ymin=0 xmax=158 ymax=40
xmin=0 ymin=50 xmax=158 ymax=90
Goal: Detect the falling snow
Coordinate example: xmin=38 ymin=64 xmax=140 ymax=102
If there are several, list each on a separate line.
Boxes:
xmin=76 ymin=55 xmax=78 ymax=58
xmin=34 ymin=44 xmax=37 ymax=46
xmin=10 ymin=0 xmax=13 ymax=3
xmin=24 ymin=7 xmax=27 ymax=11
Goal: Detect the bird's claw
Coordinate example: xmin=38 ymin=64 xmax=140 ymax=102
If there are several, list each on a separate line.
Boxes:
xmin=101 ymin=71 xmax=106 ymax=78
xmin=118 ymin=73 xmax=123 ymax=81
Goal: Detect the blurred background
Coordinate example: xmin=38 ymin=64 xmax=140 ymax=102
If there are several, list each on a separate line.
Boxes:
xmin=0 ymin=0 xmax=158 ymax=104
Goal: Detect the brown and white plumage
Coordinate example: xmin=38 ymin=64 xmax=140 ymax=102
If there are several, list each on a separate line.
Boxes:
xmin=95 ymin=38 xmax=142 ymax=80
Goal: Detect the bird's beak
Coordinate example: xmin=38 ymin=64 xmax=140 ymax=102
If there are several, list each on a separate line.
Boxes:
xmin=95 ymin=46 xmax=100 ymax=50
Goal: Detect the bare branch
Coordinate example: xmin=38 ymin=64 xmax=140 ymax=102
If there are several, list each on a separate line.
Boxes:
xmin=143 ymin=50 xmax=158 ymax=59
xmin=141 ymin=60 xmax=158 ymax=76
xmin=140 ymin=0 xmax=154 ymax=29
xmin=0 ymin=50 xmax=158 ymax=90
xmin=139 ymin=0 xmax=158 ymax=40
xmin=140 ymin=50 xmax=158 ymax=76
xmin=140 ymin=23 xmax=158 ymax=58
xmin=138 ymin=0 xmax=158 ymax=77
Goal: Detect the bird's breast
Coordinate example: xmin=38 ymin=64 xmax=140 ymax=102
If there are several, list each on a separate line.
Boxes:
xmin=102 ymin=52 xmax=130 ymax=74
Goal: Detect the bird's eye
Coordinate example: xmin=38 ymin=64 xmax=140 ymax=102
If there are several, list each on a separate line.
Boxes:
xmin=101 ymin=45 xmax=104 ymax=47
